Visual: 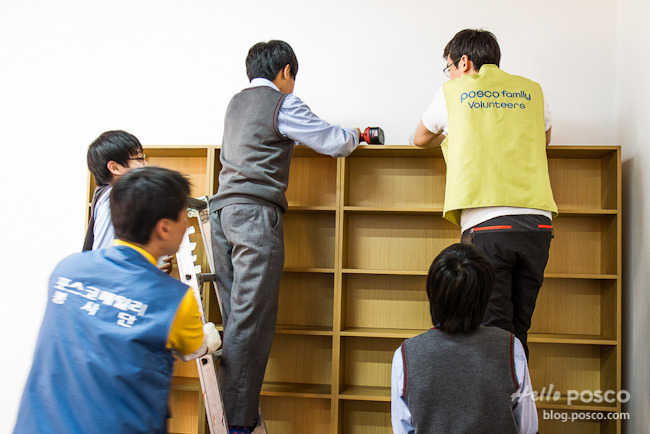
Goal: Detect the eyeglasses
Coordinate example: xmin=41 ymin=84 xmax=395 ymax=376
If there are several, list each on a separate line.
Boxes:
xmin=443 ymin=57 xmax=463 ymax=78
xmin=128 ymin=154 xmax=146 ymax=162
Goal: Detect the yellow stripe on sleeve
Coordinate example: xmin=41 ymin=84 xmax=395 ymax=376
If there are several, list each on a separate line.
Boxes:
xmin=167 ymin=289 xmax=204 ymax=356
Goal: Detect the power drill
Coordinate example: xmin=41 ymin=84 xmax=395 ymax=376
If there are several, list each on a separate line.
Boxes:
xmin=360 ymin=127 xmax=385 ymax=145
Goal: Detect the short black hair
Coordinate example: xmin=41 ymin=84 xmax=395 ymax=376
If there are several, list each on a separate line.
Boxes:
xmin=87 ymin=130 xmax=143 ymax=186
xmin=245 ymin=40 xmax=299 ymax=82
xmin=110 ymin=166 xmax=190 ymax=245
xmin=427 ymin=243 xmax=494 ymax=334
xmin=443 ymin=29 xmax=501 ymax=71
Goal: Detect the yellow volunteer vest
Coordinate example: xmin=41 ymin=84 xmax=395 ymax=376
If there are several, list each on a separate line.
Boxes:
xmin=441 ymin=64 xmax=558 ymax=226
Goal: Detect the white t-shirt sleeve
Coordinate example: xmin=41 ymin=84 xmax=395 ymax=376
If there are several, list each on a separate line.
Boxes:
xmin=420 ymin=87 xmax=448 ymax=136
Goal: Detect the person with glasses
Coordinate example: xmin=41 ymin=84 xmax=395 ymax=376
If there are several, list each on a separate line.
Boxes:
xmin=410 ymin=29 xmax=557 ymax=360
xmin=84 ymin=130 xmax=148 ymax=251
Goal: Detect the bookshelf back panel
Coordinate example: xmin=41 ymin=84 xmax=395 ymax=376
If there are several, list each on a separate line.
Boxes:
xmin=341 ymin=401 xmax=391 ymax=434
xmin=278 ymin=272 xmax=334 ymax=328
xmin=343 ymin=274 xmax=429 ymax=330
xmin=342 ymin=337 xmax=401 ymax=389
xmin=531 ymin=279 xmax=615 ymax=336
xmin=261 ymin=396 xmax=331 ymax=434
xmin=548 ymin=152 xmax=618 ymax=210
xmin=168 ymin=390 xmax=199 ymax=433
xmin=344 ymin=214 xmax=458 ymax=271
xmin=266 ymin=334 xmax=332 ymax=385
xmin=546 ymin=216 xmax=617 ymax=275
xmin=146 ymin=154 xmax=208 ymax=198
xmin=528 ymin=344 xmax=616 ymax=392
xmin=346 ymin=157 xmax=445 ymax=208
xmin=286 ymin=156 xmax=338 ymax=207
xmin=284 ymin=212 xmax=336 ymax=269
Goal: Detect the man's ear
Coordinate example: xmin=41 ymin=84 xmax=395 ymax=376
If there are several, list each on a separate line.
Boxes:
xmin=459 ymin=55 xmax=469 ymax=72
xmin=153 ymin=218 xmax=172 ymax=242
xmin=107 ymin=160 xmax=128 ymax=177
xmin=459 ymin=55 xmax=476 ymax=74
xmin=282 ymin=64 xmax=291 ymax=80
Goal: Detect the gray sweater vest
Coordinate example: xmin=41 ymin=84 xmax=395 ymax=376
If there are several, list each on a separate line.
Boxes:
xmin=210 ymin=86 xmax=294 ymax=213
xmin=401 ymin=326 xmax=519 ymax=434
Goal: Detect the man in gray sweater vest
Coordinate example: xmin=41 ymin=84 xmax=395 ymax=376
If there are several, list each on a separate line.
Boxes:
xmin=391 ymin=243 xmax=538 ymax=434
xmin=209 ymin=40 xmax=361 ymax=433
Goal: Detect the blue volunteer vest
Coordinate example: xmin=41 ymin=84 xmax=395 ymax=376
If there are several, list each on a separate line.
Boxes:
xmin=14 ymin=246 xmax=189 ymax=434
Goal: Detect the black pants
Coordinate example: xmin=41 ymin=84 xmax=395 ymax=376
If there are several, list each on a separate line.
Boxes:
xmin=461 ymin=215 xmax=553 ymax=359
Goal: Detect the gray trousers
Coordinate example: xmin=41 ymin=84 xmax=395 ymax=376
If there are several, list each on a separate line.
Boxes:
xmin=209 ymin=203 xmax=284 ymax=426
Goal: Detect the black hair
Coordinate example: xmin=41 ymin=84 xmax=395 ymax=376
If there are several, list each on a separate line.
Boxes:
xmin=426 ymin=243 xmax=494 ymax=334
xmin=443 ymin=29 xmax=501 ymax=71
xmin=245 ymin=40 xmax=299 ymax=82
xmin=110 ymin=166 xmax=190 ymax=245
xmin=87 ymin=130 xmax=144 ymax=186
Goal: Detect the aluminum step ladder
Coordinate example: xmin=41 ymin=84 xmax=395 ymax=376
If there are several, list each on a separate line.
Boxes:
xmin=176 ymin=196 xmax=267 ymax=434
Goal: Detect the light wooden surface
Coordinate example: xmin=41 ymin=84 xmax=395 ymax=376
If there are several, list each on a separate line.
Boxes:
xmin=87 ymin=145 xmax=621 ymax=433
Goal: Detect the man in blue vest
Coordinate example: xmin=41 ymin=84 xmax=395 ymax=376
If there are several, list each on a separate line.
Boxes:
xmin=15 ymin=166 xmax=221 ymax=434
xmin=412 ymin=29 xmax=557 ymax=358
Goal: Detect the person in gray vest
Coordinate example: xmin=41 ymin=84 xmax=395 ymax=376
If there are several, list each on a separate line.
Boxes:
xmin=391 ymin=243 xmax=538 ymax=434
xmin=208 ymin=40 xmax=361 ymax=434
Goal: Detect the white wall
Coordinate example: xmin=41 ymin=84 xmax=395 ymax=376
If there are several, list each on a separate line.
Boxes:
xmin=1 ymin=0 xmax=639 ymax=432
xmin=617 ymin=0 xmax=650 ymax=432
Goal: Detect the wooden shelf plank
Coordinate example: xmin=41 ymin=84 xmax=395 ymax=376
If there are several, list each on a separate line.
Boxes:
xmin=349 ymin=145 xmax=443 ymax=158
xmin=544 ymin=273 xmax=618 ymax=280
xmin=170 ymin=376 xmax=201 ymax=392
xmin=557 ymin=209 xmax=619 ymax=216
xmin=339 ymin=385 xmax=391 ymax=401
xmin=342 ymin=269 xmax=618 ymax=280
xmin=287 ymin=206 xmax=337 ymax=213
xmin=261 ymin=382 xmax=331 ymax=398
xmin=528 ymin=333 xmax=618 ymax=345
xmin=546 ymin=145 xmax=620 ymax=159
xmin=339 ymin=328 xmax=619 ymax=345
xmin=535 ymin=396 xmax=621 ymax=412
xmin=343 ymin=206 xmax=443 ymax=214
xmin=342 ymin=269 xmax=428 ymax=276
xmin=340 ymin=327 xmax=426 ymax=339
xmin=342 ymin=207 xmax=619 ymax=216
xmin=283 ymin=267 xmax=335 ymax=274
xmin=143 ymin=145 xmax=211 ymax=157
xmin=275 ymin=325 xmax=334 ymax=336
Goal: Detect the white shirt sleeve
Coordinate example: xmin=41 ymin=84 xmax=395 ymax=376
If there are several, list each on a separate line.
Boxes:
xmin=512 ymin=337 xmax=539 ymax=434
xmin=92 ymin=187 xmax=115 ymax=250
xmin=391 ymin=346 xmax=415 ymax=434
xmin=420 ymin=87 xmax=448 ymax=136
xmin=277 ymin=93 xmax=360 ymax=157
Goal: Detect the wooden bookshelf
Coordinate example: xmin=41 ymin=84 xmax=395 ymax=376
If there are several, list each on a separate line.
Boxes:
xmin=88 ymin=145 xmax=621 ymax=433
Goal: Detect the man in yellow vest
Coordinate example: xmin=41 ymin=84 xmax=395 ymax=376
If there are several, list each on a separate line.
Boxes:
xmin=412 ymin=29 xmax=557 ymax=358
